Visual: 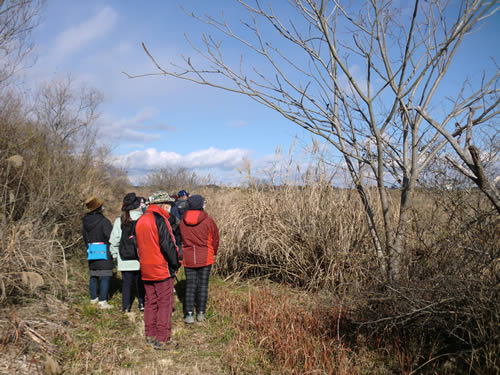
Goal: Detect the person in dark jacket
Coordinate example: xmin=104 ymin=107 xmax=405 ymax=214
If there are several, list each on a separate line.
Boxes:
xmin=171 ymin=189 xmax=189 ymax=220
xmin=82 ymin=196 xmax=114 ymax=309
xmin=180 ymin=194 xmax=219 ymax=324
xmin=135 ymin=191 xmax=181 ymax=350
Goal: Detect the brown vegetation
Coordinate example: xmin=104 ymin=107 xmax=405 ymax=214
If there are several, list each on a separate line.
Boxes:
xmin=1 ymin=115 xmax=497 ymax=373
xmin=1 ymin=0 xmax=497 ymax=372
xmin=0 ymin=90 xmax=127 ymax=303
xmin=199 ymin=160 xmax=499 ymax=373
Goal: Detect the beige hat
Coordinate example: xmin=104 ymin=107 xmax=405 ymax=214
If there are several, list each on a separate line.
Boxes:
xmin=85 ymin=196 xmax=103 ymax=212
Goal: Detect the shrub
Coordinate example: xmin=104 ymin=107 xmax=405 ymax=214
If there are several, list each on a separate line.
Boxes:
xmin=200 ymin=157 xmax=499 ymax=373
xmin=0 ymin=96 xmax=127 ymax=303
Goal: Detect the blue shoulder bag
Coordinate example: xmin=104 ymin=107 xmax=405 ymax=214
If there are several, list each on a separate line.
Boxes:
xmin=87 ymin=242 xmax=108 ymax=260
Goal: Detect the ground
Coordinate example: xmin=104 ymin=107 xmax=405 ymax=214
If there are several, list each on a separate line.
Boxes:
xmin=0 ymin=259 xmax=389 ymax=374
xmin=0 ymin=261 xmax=235 ymax=375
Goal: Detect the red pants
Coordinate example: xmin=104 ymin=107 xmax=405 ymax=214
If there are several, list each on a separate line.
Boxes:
xmin=143 ymin=277 xmax=174 ymax=342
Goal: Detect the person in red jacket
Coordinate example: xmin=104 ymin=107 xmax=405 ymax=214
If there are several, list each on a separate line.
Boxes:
xmin=180 ymin=194 xmax=219 ymax=324
xmin=135 ymin=191 xmax=181 ymax=350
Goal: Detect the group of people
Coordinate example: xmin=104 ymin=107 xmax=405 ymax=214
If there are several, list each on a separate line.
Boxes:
xmin=81 ymin=189 xmax=219 ymax=350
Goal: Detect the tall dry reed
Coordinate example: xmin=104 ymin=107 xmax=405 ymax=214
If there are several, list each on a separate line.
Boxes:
xmin=209 ymin=185 xmax=377 ymax=293
xmin=198 ymin=149 xmax=498 ymax=373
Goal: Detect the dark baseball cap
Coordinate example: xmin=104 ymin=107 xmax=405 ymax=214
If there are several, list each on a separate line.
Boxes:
xmin=178 ymin=190 xmax=189 ymax=197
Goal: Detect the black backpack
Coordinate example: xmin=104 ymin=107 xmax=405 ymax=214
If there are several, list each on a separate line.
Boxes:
xmin=119 ymin=220 xmax=138 ymax=260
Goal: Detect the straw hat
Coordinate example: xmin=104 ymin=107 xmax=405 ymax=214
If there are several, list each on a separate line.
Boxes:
xmin=84 ymin=196 xmax=103 ymax=212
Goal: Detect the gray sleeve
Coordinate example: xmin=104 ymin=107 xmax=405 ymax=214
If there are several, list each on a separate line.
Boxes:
xmin=109 ymin=217 xmax=121 ymax=259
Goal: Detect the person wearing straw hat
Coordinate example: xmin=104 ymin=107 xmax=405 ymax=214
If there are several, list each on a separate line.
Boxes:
xmin=82 ymin=196 xmax=114 ymax=309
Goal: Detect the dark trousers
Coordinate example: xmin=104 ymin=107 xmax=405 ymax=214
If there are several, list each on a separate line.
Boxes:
xmin=144 ymin=277 xmax=174 ymax=342
xmin=121 ymin=270 xmax=145 ymax=310
xmin=184 ymin=265 xmax=212 ymax=315
xmin=89 ymin=276 xmax=110 ymax=302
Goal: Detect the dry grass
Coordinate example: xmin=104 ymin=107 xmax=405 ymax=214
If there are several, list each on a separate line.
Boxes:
xmin=0 ymin=111 xmax=127 ymax=304
xmin=210 ymin=280 xmax=389 ymax=374
xmin=196 ymin=178 xmax=498 ymax=373
xmin=0 ymin=262 xmax=402 ymax=375
xmin=1 ymin=109 xmax=498 ymax=373
xmin=0 ymin=260 xmax=230 ymax=374
xmin=203 ymin=185 xmax=377 ymax=293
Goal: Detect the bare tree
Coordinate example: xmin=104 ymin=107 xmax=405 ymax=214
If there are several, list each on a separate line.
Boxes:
xmin=0 ymin=0 xmax=44 ymax=89
xmin=144 ymin=166 xmax=202 ymax=192
xmin=34 ymin=75 xmax=104 ymax=149
xmin=417 ymin=106 xmax=500 ymax=212
xmin=128 ymin=0 xmax=499 ymax=281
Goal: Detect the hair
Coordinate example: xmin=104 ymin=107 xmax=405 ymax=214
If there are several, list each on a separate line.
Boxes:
xmin=88 ymin=205 xmax=103 ymax=214
xmin=121 ymin=210 xmax=131 ymax=226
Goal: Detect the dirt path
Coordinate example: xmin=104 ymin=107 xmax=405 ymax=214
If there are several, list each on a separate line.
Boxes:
xmin=62 ymin=274 xmax=229 ymax=374
xmin=0 ymin=265 xmax=230 ymax=375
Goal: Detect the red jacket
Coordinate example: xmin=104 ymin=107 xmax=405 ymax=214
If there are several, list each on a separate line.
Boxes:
xmin=135 ymin=205 xmax=180 ymax=281
xmin=180 ymin=210 xmax=219 ymax=268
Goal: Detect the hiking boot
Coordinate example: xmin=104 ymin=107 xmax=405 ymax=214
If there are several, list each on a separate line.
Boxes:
xmin=153 ymin=340 xmax=179 ymax=351
xmin=90 ymin=298 xmax=99 ymax=305
xmin=121 ymin=306 xmax=131 ymax=313
xmin=184 ymin=312 xmax=194 ymax=324
xmin=145 ymin=336 xmax=156 ymax=345
xmin=138 ymin=303 xmax=144 ymax=312
xmin=97 ymin=301 xmax=113 ymax=310
xmin=196 ymin=312 xmax=205 ymax=322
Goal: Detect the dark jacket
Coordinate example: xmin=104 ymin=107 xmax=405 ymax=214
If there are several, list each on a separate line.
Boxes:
xmin=170 ymin=204 xmax=181 ymax=220
xmin=180 ymin=209 xmax=219 ymax=268
xmin=175 ymin=199 xmax=189 ymax=219
xmin=168 ymin=214 xmax=183 ymax=257
xmin=135 ymin=204 xmax=181 ymax=281
xmin=82 ymin=211 xmax=113 ymax=270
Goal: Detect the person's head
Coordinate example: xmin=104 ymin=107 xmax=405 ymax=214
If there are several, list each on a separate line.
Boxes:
xmin=178 ymin=190 xmax=189 ymax=201
xmin=188 ymin=194 xmax=205 ymax=211
xmin=148 ymin=190 xmax=176 ymax=213
xmin=121 ymin=192 xmax=141 ymax=224
xmin=84 ymin=196 xmax=104 ymax=213
xmin=122 ymin=192 xmax=141 ymax=211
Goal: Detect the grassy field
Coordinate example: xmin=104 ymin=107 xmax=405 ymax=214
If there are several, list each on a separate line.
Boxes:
xmin=1 ymin=257 xmax=408 ymax=374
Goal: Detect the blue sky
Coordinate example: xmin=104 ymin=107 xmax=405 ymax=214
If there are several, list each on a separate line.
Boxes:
xmin=26 ymin=0 xmax=310 ymax=184
xmin=25 ymin=1 xmax=499 ymax=185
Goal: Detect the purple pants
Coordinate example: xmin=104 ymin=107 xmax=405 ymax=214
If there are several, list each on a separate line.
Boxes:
xmin=143 ymin=277 xmax=174 ymax=342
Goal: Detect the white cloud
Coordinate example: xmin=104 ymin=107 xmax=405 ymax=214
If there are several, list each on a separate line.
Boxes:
xmin=53 ymin=6 xmax=118 ymax=60
xmin=112 ymin=107 xmax=157 ymax=129
xmin=113 ymin=147 xmax=250 ymax=171
xmin=99 ymin=107 xmax=175 ymax=142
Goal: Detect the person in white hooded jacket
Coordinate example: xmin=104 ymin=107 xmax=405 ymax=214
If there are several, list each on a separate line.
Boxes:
xmin=109 ymin=193 xmax=146 ymax=312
